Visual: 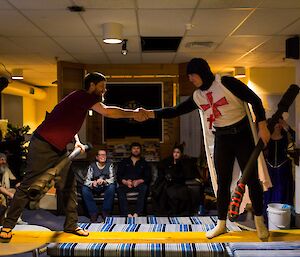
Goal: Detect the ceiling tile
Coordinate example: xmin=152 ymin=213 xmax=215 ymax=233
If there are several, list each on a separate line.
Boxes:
xmin=0 ymin=0 xmax=14 ymax=9
xmin=1 ymin=0 xmax=300 ymax=86
xmin=8 ymin=0 xmax=71 ymax=9
xmin=237 ymin=52 xmax=283 ymax=66
xmin=216 ymin=35 xmax=270 ymax=54
xmin=107 ymin=53 xmax=141 ymax=64
xmin=0 ymin=10 xmax=44 ymax=36
xmin=81 ymin=9 xmax=138 ymax=37
xmin=0 ymin=37 xmax=25 ymax=53
xmin=233 ymin=9 xmax=300 ymax=35
xmin=178 ymin=36 xmax=225 ymax=53
xmin=138 ymin=10 xmax=193 ymax=36
xmin=74 ymin=0 xmax=135 ymax=8
xmin=42 ymin=52 xmax=77 ymax=63
xmin=22 ymin=10 xmax=91 ymax=36
xmin=255 ymin=36 xmax=287 ymax=52
xmin=9 ymin=36 xmax=66 ymax=54
xmin=53 ymin=36 xmax=102 ymax=53
xmin=280 ymin=19 xmax=300 ymax=35
xmin=137 ymin=0 xmax=197 ymax=9
xmin=142 ymin=53 xmax=176 ymax=63
xmin=206 ymin=53 xmax=243 ymax=65
xmin=72 ymin=53 xmax=109 ymax=64
xmin=188 ymin=9 xmax=251 ymax=36
xmin=174 ymin=52 xmax=209 ymax=64
xmin=198 ymin=0 xmax=262 ymax=8
xmin=260 ymin=0 xmax=300 ymax=8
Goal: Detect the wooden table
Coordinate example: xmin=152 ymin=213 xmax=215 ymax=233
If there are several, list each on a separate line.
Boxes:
xmin=0 ymin=224 xmax=50 ymax=257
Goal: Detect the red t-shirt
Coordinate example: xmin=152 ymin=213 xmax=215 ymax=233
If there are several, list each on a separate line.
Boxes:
xmin=35 ymin=90 xmax=99 ymax=151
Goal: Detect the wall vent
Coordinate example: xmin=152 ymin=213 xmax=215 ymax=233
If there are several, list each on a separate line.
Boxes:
xmin=185 ymin=41 xmax=214 ymax=48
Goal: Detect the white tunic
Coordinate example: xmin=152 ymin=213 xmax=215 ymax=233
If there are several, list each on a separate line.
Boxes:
xmin=193 ymin=77 xmax=246 ymax=128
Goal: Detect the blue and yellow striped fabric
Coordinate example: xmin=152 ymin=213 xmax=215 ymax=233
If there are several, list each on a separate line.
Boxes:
xmin=227 ymin=242 xmax=300 ymax=257
xmin=47 ymin=216 xmax=239 ymax=257
xmin=47 ymin=242 xmax=228 ymax=257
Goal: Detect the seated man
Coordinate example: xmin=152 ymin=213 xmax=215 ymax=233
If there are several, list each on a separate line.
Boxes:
xmin=117 ymin=142 xmax=151 ymax=217
xmin=0 ymin=153 xmax=24 ymax=225
xmin=81 ymin=149 xmax=116 ymax=222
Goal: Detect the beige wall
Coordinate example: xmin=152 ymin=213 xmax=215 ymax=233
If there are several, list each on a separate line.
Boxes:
xmin=23 ymin=96 xmax=36 ymax=132
xmin=35 ymin=87 xmax=58 ymax=128
xmin=249 ymin=67 xmax=296 ymax=94
xmin=6 ymin=86 xmax=57 ymax=133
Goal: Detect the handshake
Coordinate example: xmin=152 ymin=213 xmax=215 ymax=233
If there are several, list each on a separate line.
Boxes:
xmin=133 ymin=108 xmax=154 ymax=122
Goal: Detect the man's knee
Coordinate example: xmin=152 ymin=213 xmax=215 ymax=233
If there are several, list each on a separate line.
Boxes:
xmin=105 ymin=184 xmax=116 ymax=193
xmin=136 ymin=183 xmax=148 ymax=193
xmin=82 ymin=185 xmax=91 ymax=195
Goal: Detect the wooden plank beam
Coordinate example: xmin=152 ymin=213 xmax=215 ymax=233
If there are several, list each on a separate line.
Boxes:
xmin=6 ymin=230 xmax=300 ymax=244
xmin=1 ymin=230 xmax=300 ymax=256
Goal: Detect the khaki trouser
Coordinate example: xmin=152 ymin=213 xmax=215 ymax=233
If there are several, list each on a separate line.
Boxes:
xmin=3 ymin=136 xmax=78 ymax=231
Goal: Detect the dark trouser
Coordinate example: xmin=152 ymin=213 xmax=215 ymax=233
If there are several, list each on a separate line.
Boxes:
xmin=214 ymin=119 xmax=263 ymax=220
xmin=117 ymin=184 xmax=148 ymax=215
xmin=3 ymin=136 xmax=79 ymax=231
xmin=166 ymin=184 xmax=191 ymax=216
xmin=82 ymin=184 xmax=116 ymax=217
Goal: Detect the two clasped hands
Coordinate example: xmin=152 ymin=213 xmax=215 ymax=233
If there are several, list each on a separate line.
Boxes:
xmin=132 ymin=108 xmax=155 ymax=122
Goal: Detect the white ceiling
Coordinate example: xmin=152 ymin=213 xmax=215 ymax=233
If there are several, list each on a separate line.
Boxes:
xmin=0 ymin=0 xmax=299 ymax=86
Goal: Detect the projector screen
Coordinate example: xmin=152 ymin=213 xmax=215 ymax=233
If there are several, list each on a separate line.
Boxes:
xmin=102 ymin=82 xmax=163 ymax=142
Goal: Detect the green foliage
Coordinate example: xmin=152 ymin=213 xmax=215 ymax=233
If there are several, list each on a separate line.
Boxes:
xmin=5 ymin=123 xmax=30 ymax=140
xmin=5 ymin=123 xmax=30 ymax=159
xmin=1 ymin=123 xmax=31 ymax=178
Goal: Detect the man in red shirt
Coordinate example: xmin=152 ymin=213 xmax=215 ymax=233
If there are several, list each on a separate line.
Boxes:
xmin=0 ymin=72 xmax=146 ymax=242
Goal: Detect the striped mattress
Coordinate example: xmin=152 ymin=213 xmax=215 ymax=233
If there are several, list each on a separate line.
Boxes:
xmin=47 ymin=216 xmax=239 ymax=257
xmin=227 ymin=242 xmax=300 ymax=257
xmin=48 ymin=243 xmax=228 ymax=257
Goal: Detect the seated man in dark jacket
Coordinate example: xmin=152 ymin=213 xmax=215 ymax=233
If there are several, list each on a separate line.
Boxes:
xmin=82 ymin=149 xmax=116 ymax=222
xmin=116 ymin=142 xmax=151 ymax=217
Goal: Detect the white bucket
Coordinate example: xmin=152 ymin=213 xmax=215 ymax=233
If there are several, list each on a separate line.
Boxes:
xmin=267 ymin=203 xmax=291 ymax=230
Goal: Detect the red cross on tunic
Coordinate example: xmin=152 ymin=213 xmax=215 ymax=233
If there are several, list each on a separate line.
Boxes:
xmin=200 ymin=92 xmax=228 ymax=129
xmin=207 ymin=114 xmax=215 ymax=129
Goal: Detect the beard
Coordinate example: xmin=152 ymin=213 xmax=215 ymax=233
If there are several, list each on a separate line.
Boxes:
xmin=0 ymin=165 xmax=6 ymax=175
xmin=131 ymin=152 xmax=141 ymax=158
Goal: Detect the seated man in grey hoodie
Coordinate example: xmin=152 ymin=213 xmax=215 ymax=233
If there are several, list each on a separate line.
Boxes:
xmin=82 ymin=149 xmax=116 ymax=222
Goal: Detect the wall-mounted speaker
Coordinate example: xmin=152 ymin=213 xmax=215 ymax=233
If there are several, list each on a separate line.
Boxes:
xmin=285 ymin=36 xmax=299 ymax=59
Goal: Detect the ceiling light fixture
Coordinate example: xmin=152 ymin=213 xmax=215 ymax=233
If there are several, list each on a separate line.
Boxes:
xmin=11 ymin=68 xmax=23 ymax=80
xmin=234 ymin=67 xmax=246 ymax=78
xmin=102 ymin=22 xmax=123 ymax=44
xmin=121 ymin=39 xmax=128 ymax=55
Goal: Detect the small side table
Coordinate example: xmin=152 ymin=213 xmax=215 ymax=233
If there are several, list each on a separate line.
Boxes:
xmin=0 ymin=224 xmax=50 ymax=257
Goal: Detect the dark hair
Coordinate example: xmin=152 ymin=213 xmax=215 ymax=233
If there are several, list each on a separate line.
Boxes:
xmin=130 ymin=142 xmax=142 ymax=149
xmin=186 ymin=58 xmax=215 ymax=90
xmin=97 ymin=148 xmax=107 ymax=153
xmin=173 ymin=142 xmax=184 ymax=153
xmin=84 ymin=72 xmax=106 ymax=90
